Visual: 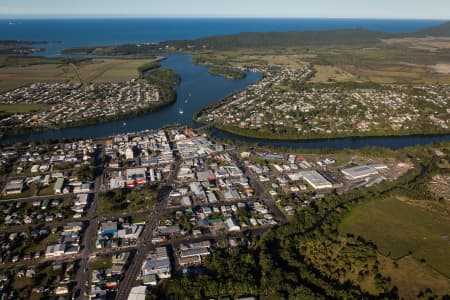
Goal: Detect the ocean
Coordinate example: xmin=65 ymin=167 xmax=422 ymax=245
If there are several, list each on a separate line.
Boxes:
xmin=0 ymin=18 xmax=445 ymax=56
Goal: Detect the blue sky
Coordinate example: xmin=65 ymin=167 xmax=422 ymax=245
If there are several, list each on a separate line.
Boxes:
xmin=0 ymin=0 xmax=449 ymax=19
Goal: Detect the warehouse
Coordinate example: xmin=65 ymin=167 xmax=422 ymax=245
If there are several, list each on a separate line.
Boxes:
xmin=341 ymin=165 xmax=382 ymax=180
xmin=298 ymin=171 xmax=333 ymax=190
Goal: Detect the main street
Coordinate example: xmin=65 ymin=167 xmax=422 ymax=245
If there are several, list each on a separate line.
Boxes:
xmin=114 ymin=155 xmax=181 ymax=300
xmin=75 ymin=144 xmax=105 ymax=300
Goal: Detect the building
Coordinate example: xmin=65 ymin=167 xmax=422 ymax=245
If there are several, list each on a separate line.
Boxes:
xmin=54 ymin=178 xmax=65 ymax=194
xmin=341 ymin=165 xmax=382 ymax=180
xmin=3 ymin=179 xmax=24 ymax=195
xmin=141 ymin=246 xmax=172 ymax=279
xmin=117 ymin=224 xmax=143 ymax=240
xmin=225 ymin=216 xmax=241 ymax=232
xmin=127 ymin=285 xmax=146 ymax=300
xmin=126 ymin=168 xmax=147 ymax=187
xmin=125 ymin=147 xmax=135 ymax=161
xmin=298 ymin=171 xmax=333 ymax=189
xmin=100 ymin=222 xmax=118 ymax=235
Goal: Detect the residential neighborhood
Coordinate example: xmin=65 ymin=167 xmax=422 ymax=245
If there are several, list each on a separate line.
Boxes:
xmin=197 ymin=65 xmax=450 ymax=138
xmin=0 ymin=81 xmax=164 ymax=135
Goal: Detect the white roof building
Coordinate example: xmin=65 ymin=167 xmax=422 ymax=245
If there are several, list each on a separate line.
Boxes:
xmin=127 ymin=286 xmax=147 ymax=300
xmin=225 ymin=216 xmax=241 ymax=232
xmin=341 ymin=165 xmax=383 ymax=180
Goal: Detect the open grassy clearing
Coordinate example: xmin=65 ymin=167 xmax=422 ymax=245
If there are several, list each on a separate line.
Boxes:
xmin=378 ymin=255 xmax=450 ymax=299
xmin=0 ymin=56 xmax=163 ymax=92
xmin=90 ymin=256 xmax=112 ymax=270
xmin=309 ymin=65 xmax=360 ymax=83
xmin=0 ymin=63 xmax=77 ymax=92
xmin=339 ymin=197 xmax=450 ymax=277
xmin=309 ymin=46 xmax=450 ymax=84
xmin=74 ymin=57 xmax=163 ymax=83
xmin=193 ymin=45 xmax=450 ymax=84
xmin=382 ymin=37 xmax=450 ymax=52
xmin=0 ymin=103 xmax=47 ymax=116
xmin=98 ymin=186 xmax=157 ymax=217
xmin=192 ymin=49 xmax=312 ymax=69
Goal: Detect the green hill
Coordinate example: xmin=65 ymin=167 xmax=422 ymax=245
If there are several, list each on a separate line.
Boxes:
xmin=170 ymin=29 xmax=390 ymax=50
xmin=412 ymin=21 xmax=450 ymax=37
xmin=62 ymin=21 xmax=450 ymax=56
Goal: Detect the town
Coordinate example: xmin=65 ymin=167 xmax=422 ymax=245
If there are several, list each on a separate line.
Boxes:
xmin=0 ymin=81 xmax=164 ymax=136
xmin=196 ymin=65 xmax=450 ymax=139
xmin=0 ymin=126 xmax=425 ymax=300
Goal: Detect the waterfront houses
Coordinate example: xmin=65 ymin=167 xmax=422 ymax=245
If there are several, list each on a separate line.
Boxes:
xmin=197 ymin=66 xmax=450 ymax=138
xmin=0 ymin=81 xmax=163 ymax=134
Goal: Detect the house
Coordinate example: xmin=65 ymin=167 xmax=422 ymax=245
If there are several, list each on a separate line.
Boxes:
xmin=74 ymin=182 xmax=92 ymax=193
xmin=75 ymin=193 xmax=89 ymax=206
xmin=3 ymin=179 xmax=24 ymax=195
xmin=54 ymin=286 xmax=69 ymax=295
xmin=31 ymin=165 xmax=40 ymax=173
xmin=63 ymin=222 xmax=83 ymax=232
xmin=54 ymin=178 xmax=65 ymax=194
xmin=225 ymin=216 xmax=240 ymax=232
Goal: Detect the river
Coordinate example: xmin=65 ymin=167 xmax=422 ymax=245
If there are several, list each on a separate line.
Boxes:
xmin=2 ymin=53 xmax=450 ymax=149
xmin=1 ymin=53 xmax=261 ymax=144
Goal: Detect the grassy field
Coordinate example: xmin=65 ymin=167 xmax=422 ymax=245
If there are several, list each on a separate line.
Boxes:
xmin=192 ymin=44 xmax=450 ymax=84
xmin=339 ymin=197 xmax=450 ymax=277
xmin=0 ymin=63 xmax=77 ymax=92
xmin=0 ymin=56 xmax=163 ymax=92
xmin=98 ymin=186 xmax=157 ymax=217
xmin=75 ymin=57 xmax=163 ymax=83
xmin=90 ymin=256 xmax=112 ymax=270
xmin=309 ymin=65 xmax=360 ymax=83
xmin=378 ymin=255 xmax=450 ymax=299
xmin=0 ymin=103 xmax=47 ymax=116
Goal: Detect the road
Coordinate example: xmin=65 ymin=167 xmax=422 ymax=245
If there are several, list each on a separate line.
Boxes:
xmin=114 ymin=156 xmax=181 ymax=300
xmin=229 ymin=151 xmax=288 ymax=225
xmin=75 ymin=145 xmax=104 ymax=300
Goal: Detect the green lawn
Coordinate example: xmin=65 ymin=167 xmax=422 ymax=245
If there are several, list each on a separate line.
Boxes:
xmin=339 ymin=197 xmax=450 ymax=277
xmin=98 ymin=186 xmax=157 ymax=217
xmin=90 ymin=256 xmax=112 ymax=270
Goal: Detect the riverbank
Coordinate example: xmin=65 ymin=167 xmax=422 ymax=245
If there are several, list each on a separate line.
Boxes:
xmin=1 ymin=94 xmax=177 ymax=139
xmin=204 ymin=122 xmax=450 ymax=142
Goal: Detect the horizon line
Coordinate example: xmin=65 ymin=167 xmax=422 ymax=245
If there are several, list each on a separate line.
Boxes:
xmin=0 ymin=15 xmax=448 ymax=21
